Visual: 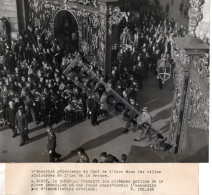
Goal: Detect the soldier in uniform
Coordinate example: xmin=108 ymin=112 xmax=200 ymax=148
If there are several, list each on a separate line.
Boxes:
xmin=134 ymin=107 xmax=152 ymax=142
xmin=46 ymin=126 xmax=61 ymax=162
xmin=15 ymin=107 xmax=29 ymax=146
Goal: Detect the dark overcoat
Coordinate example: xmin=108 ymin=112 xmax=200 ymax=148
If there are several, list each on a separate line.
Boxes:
xmin=15 ymin=113 xmax=28 ymax=133
xmin=6 ymin=107 xmax=16 ymax=127
xmin=47 ymin=132 xmax=56 ymax=152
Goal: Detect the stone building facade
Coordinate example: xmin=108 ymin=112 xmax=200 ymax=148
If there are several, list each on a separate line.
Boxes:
xmin=0 ymin=0 xmax=19 ymax=38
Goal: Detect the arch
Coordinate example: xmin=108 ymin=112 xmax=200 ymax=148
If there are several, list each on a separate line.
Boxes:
xmin=53 ymin=9 xmax=80 ymax=51
xmin=53 ymin=9 xmax=80 ymax=31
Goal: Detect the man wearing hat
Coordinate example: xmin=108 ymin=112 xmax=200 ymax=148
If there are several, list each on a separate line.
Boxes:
xmin=15 ymin=106 xmax=29 ymax=146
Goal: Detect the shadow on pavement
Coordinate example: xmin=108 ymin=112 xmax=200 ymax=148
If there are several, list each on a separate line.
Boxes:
xmin=98 ymin=115 xmax=113 ymax=124
xmin=0 ymin=126 xmax=9 ymax=132
xmin=159 ymin=123 xmax=171 ymax=134
xmin=29 ymin=124 xmax=44 ymax=134
xmin=152 ymin=107 xmax=172 ymax=123
xmin=54 ymin=121 xmax=83 ymax=133
xmin=27 ymin=121 xmax=82 ymax=144
xmin=28 ymin=132 xmax=48 ymax=143
xmin=60 ymin=127 xmax=124 ymax=162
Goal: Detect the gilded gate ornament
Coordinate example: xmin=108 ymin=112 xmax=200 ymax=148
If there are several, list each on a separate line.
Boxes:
xmin=188 ymin=0 xmax=204 ymax=37
xmin=186 ymin=78 xmax=209 ymax=130
xmin=193 ymin=53 xmax=209 ymax=84
xmin=99 ymin=4 xmax=107 ymax=13
xmin=28 ymin=0 xmax=124 ymax=77
xmin=67 ymin=0 xmax=99 ymax=8
xmin=172 ymin=44 xmax=192 ymax=66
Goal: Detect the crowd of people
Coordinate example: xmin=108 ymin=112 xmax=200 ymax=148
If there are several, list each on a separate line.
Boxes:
xmin=110 ymin=0 xmax=187 ymax=106
xmin=0 ymin=0 xmax=186 ymax=161
xmin=0 ymin=24 xmax=97 ymax=142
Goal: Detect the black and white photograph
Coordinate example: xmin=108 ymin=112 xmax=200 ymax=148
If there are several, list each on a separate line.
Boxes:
xmin=0 ymin=0 xmax=210 ymax=163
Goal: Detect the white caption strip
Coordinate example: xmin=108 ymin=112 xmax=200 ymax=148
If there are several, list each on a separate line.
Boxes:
xmin=0 ymin=164 xmax=5 ymax=195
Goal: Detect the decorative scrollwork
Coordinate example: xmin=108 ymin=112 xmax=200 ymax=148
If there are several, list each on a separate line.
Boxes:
xmin=109 ymin=6 xmax=125 ymax=34
xmin=92 ymin=33 xmax=98 ymax=49
xmin=31 ymin=0 xmax=39 ymax=12
xmin=28 ymin=0 xmax=107 ymax=75
xmin=34 ymin=17 xmax=41 ymax=28
xmin=81 ymin=41 xmax=89 ymax=55
xmin=186 ymin=78 xmax=209 ymax=130
xmin=192 ymin=53 xmax=209 ymax=84
xmin=67 ymin=0 xmax=99 ymax=8
xmin=188 ymin=0 xmax=204 ymax=37
xmin=169 ymin=65 xmax=185 ymax=143
xmin=99 ymin=4 xmax=107 ymax=13
xmin=172 ymin=44 xmax=192 ymax=66
xmin=91 ymin=13 xmax=100 ymax=28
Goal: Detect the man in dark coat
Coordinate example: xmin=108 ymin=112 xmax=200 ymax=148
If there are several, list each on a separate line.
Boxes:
xmin=165 ymin=3 xmax=170 ymax=17
xmin=47 ymin=126 xmax=61 ymax=162
xmin=6 ymin=101 xmax=17 ymax=138
xmin=15 ymin=107 xmax=29 ymax=146
xmin=90 ymin=94 xmax=99 ymax=126
xmin=143 ymin=52 xmax=151 ymax=78
xmin=135 ymin=60 xmax=144 ymax=88
xmin=32 ymin=95 xmax=42 ymax=124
